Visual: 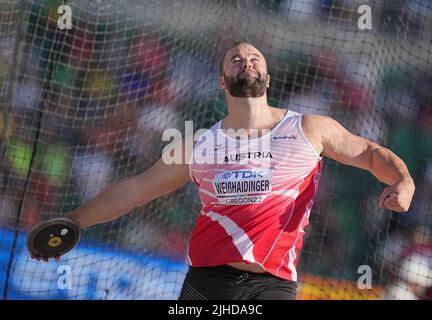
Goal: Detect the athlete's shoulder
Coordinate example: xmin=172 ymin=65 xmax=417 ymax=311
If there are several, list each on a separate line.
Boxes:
xmin=301 ymin=114 xmax=338 ymax=131
xmin=299 ymin=114 xmax=338 ymax=156
xmin=301 ymin=114 xmax=350 ymax=149
xmin=301 ymin=113 xmax=331 ymax=121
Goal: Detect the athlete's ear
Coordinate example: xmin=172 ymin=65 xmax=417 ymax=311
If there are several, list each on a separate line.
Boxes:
xmin=219 ymin=74 xmax=226 ymax=90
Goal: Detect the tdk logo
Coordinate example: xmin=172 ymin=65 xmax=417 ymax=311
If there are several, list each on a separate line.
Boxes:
xmin=222 ymin=171 xmax=265 ymax=179
xmin=272 ymin=134 xmax=296 ymax=140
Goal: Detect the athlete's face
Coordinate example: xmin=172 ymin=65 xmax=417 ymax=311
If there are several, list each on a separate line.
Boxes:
xmin=220 ymin=45 xmax=270 ymax=98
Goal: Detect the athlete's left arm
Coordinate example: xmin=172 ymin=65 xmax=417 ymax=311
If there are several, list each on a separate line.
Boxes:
xmin=303 ymin=115 xmax=415 ymax=213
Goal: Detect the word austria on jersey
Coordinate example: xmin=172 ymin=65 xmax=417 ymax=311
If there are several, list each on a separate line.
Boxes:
xmin=224 ymin=151 xmax=273 ymax=163
xmin=161 ymin=121 xmax=275 ymax=165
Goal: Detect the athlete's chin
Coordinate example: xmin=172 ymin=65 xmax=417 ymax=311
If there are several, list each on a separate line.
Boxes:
xmin=225 ymin=77 xmax=267 ymax=98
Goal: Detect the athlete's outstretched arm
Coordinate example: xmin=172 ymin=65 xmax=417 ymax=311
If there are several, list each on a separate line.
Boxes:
xmin=303 ymin=115 xmax=415 ymax=213
xmin=67 ymin=138 xmax=190 ymax=228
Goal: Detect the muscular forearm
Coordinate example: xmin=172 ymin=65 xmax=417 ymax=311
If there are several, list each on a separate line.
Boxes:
xmin=370 ymin=147 xmax=413 ymax=185
xmin=66 ymin=177 xmax=138 ymax=228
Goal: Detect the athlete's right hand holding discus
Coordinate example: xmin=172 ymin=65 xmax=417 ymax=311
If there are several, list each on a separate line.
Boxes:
xmin=30 ymin=138 xmax=191 ymax=262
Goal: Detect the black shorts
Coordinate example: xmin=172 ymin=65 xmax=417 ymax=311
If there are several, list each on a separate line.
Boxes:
xmin=178 ymin=265 xmax=297 ymax=300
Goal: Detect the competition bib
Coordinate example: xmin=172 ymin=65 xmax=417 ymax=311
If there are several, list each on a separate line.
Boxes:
xmin=213 ymin=169 xmax=272 ymax=205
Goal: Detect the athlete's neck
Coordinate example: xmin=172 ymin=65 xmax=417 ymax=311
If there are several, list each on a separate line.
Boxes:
xmin=222 ymin=95 xmax=285 ymax=137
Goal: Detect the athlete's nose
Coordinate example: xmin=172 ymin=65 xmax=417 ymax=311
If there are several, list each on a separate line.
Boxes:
xmin=242 ymin=58 xmax=253 ymax=70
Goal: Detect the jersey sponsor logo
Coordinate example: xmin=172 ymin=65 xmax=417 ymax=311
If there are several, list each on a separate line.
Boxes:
xmin=213 ymin=169 xmax=272 ymax=205
xmin=213 ymin=144 xmax=224 ymax=151
xmin=272 ymin=134 xmax=297 ymax=140
xmin=224 ymin=151 xmax=273 ymax=163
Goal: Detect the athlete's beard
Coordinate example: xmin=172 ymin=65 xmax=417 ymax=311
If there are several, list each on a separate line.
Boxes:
xmin=223 ymin=70 xmax=267 ymax=98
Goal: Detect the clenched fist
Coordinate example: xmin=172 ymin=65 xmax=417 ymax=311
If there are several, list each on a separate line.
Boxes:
xmin=379 ymin=177 xmax=415 ymax=213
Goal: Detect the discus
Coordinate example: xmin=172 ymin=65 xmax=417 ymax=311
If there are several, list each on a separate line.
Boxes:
xmin=27 ymin=218 xmax=81 ymax=259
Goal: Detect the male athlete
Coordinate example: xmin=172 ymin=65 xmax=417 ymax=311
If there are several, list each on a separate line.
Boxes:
xmin=32 ymin=42 xmax=415 ymax=300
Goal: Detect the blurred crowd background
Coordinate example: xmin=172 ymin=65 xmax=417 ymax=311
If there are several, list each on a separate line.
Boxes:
xmin=0 ymin=0 xmax=431 ymax=299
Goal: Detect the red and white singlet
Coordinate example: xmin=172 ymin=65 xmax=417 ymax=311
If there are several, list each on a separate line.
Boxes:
xmin=188 ymin=109 xmax=322 ymax=281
